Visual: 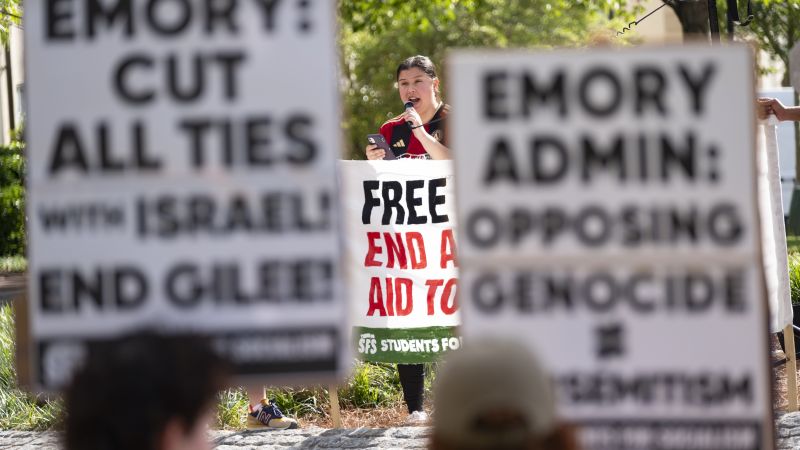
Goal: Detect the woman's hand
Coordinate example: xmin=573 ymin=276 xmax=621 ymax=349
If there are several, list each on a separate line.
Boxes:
xmin=401 ymin=107 xmax=423 ymax=129
xmin=365 ymin=143 xmax=385 ymax=160
xmin=757 ymin=97 xmax=800 ymax=122
xmin=757 ymin=98 xmax=784 ymax=120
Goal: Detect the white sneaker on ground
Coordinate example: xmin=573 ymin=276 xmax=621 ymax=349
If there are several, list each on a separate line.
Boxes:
xmin=405 ymin=410 xmax=428 ymax=425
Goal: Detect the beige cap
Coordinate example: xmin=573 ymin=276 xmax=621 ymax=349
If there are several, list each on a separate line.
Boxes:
xmin=432 ymin=338 xmax=557 ymax=448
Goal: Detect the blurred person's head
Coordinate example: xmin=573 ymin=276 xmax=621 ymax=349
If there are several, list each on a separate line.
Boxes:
xmin=396 ymin=55 xmax=441 ymax=113
xmin=64 ymin=331 xmax=229 ymax=450
xmin=430 ymin=339 xmax=579 ymax=450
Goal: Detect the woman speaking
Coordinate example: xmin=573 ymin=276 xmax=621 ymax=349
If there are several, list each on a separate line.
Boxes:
xmin=365 ymin=55 xmax=451 ymax=161
xmin=364 ymin=55 xmax=451 ymax=424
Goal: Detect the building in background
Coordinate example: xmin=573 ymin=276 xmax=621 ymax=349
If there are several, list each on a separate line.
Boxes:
xmin=631 ymin=0 xmax=683 ymax=43
xmin=0 ymin=24 xmax=24 ymax=145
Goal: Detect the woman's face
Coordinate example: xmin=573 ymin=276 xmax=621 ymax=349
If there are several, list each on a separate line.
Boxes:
xmin=398 ymin=67 xmax=439 ymax=111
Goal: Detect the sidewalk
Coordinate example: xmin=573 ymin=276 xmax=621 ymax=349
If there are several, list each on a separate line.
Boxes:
xmin=5 ymin=415 xmax=800 ymax=449
xmin=0 ymin=272 xmax=25 ymax=304
xmin=0 ymin=427 xmax=430 ymax=450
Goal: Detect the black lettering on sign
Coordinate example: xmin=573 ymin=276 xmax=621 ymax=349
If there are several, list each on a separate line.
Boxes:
xmin=482 ymin=131 xmax=715 ymax=186
xmin=467 ymin=268 xmax=748 ymax=316
xmin=44 ymin=0 xmax=294 ymax=41
xmin=522 ymin=70 xmax=566 ymax=117
xmin=38 ymin=202 xmax=125 ymax=232
xmin=558 ymin=372 xmax=752 ymax=407
xmin=135 ymin=190 xmax=331 ymax=238
xmin=180 ymin=115 xmax=315 ymax=169
xmin=483 ymin=71 xmax=508 ymax=120
xmin=87 ymin=0 xmax=134 ymax=38
xmin=48 ymin=121 xmax=162 ymax=176
xmin=39 ymin=266 xmax=148 ymax=314
xmin=163 ymin=259 xmax=334 ymax=308
xmin=479 ymin=63 xmax=717 ymax=119
xmin=113 ymin=52 xmax=246 ymax=105
xmin=361 ymin=178 xmax=451 ymax=225
xmin=464 ymin=204 xmax=744 ymax=249
xmin=46 ymin=0 xmax=76 ymax=40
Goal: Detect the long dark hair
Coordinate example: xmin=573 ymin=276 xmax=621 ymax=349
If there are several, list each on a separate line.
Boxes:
xmin=396 ymin=55 xmax=438 ymax=81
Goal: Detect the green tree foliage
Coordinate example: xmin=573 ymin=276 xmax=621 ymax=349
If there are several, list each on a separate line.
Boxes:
xmin=0 ymin=0 xmax=20 ymax=47
xmin=0 ymin=132 xmax=24 ymax=257
xmin=338 ymin=0 xmax=637 ymax=159
xmin=734 ymin=0 xmax=800 ymax=86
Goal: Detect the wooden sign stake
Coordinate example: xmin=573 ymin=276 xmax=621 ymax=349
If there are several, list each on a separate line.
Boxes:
xmin=329 ymin=384 xmax=342 ymax=428
xmin=785 ymin=324 xmax=799 ymax=412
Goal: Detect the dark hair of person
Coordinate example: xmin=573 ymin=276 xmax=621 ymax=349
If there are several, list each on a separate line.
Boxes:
xmin=64 ymin=331 xmax=229 ymax=450
xmin=396 ymin=55 xmax=438 ymax=81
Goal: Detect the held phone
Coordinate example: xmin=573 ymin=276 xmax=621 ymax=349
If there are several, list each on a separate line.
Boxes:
xmin=367 ymin=134 xmax=396 ymax=160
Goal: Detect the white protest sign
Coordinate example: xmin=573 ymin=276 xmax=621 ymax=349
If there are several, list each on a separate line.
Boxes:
xmin=25 ymin=0 xmax=348 ymax=389
xmin=450 ymin=46 xmax=772 ymax=450
xmin=339 ymin=160 xmax=461 ymax=364
xmin=790 ymin=41 xmax=800 ymax=94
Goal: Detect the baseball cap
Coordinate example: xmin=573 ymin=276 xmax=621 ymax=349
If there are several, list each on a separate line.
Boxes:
xmin=432 ymin=338 xmax=557 ymax=449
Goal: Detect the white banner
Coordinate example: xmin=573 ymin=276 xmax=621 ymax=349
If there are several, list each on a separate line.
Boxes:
xmin=25 ymin=0 xmax=348 ymax=389
xmin=340 ymin=160 xmax=461 ymax=363
xmin=450 ymin=45 xmax=772 ymax=450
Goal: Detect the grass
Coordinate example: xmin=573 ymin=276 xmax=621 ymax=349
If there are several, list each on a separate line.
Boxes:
xmin=0 ymin=303 xmax=62 ymax=430
xmin=215 ymin=361 xmax=418 ymax=429
xmin=216 ymin=388 xmax=250 ymax=429
xmin=0 ymin=256 xmax=25 ymax=274
xmin=0 ymin=299 xmax=420 ymax=430
xmin=788 ymin=235 xmax=800 ymax=255
xmin=789 ymin=252 xmax=800 ymax=306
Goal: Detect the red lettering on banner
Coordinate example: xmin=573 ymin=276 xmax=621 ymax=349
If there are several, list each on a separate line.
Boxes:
xmin=385 ymin=277 xmax=395 ymax=315
xmin=441 ymin=278 xmax=458 ymax=315
xmin=367 ymin=276 xmax=414 ymax=316
xmin=384 ymin=232 xmax=408 ymax=269
xmin=362 ymin=232 xmax=428 ymax=269
xmin=440 ymin=229 xmax=458 ymax=268
xmin=426 ymin=279 xmax=444 ymax=315
xmin=367 ymin=276 xmax=387 ymax=316
xmin=364 ymin=232 xmax=382 ymax=267
xmin=407 ymin=232 xmax=427 ymax=269
xmin=424 ymin=278 xmax=459 ymax=315
xmin=395 ymin=278 xmax=413 ymax=316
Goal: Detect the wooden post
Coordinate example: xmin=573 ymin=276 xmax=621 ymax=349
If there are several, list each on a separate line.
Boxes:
xmin=329 ymin=384 xmax=342 ymax=428
xmin=785 ymin=324 xmax=799 ymax=412
xmin=14 ymin=293 xmax=32 ymax=391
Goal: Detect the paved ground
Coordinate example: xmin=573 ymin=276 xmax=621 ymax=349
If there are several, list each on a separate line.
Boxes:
xmin=0 ymin=427 xmax=430 ymax=450
xmin=5 ymin=415 xmax=800 ymax=449
xmin=0 ymin=272 xmax=25 ymax=304
xmin=777 ymin=413 xmax=800 ymax=449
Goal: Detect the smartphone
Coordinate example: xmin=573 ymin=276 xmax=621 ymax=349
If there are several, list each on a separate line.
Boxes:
xmin=367 ymin=134 xmax=396 ymax=160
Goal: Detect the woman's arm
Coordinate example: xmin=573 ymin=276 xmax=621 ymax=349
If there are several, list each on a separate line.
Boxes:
xmin=758 ymin=98 xmax=800 ymax=122
xmin=401 ymin=108 xmax=452 ymax=160
xmin=412 ymin=127 xmax=451 ymax=160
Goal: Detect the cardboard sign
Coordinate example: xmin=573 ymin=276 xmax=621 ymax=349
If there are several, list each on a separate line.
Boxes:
xmin=340 ymin=160 xmax=461 ymax=363
xmin=24 ymin=0 xmax=348 ymax=389
xmin=450 ymin=46 xmax=773 ymax=449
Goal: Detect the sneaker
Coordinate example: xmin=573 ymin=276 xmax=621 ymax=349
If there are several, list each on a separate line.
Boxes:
xmin=404 ymin=410 xmax=428 ymax=425
xmin=247 ymin=399 xmax=299 ymax=430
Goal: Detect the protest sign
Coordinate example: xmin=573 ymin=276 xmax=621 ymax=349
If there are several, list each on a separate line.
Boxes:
xmin=450 ymin=46 xmax=773 ymax=449
xmin=23 ymin=0 xmax=347 ymax=390
xmin=340 ymin=160 xmax=461 ymax=363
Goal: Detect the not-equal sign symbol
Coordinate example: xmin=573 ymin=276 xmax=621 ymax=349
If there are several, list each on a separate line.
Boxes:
xmin=298 ymin=0 xmax=312 ymax=32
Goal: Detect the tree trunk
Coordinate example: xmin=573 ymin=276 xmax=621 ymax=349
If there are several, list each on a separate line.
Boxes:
xmin=664 ymin=0 xmax=711 ymax=42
